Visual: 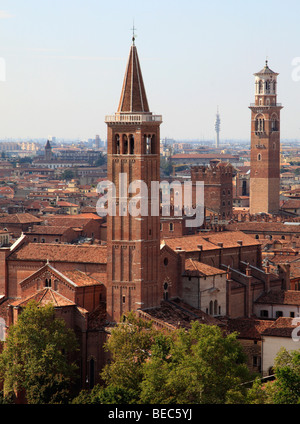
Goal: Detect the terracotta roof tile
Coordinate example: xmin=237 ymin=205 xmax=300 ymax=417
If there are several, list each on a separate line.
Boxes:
xmin=9 ymin=242 xmax=107 ymax=264
xmin=142 ymin=299 xmax=223 ymax=330
xmin=224 ymin=317 xmax=274 ymax=340
xmin=10 ymin=288 xmax=75 ymax=308
xmin=262 ymin=317 xmax=298 ymax=338
xmin=255 ymin=289 xmax=300 ymax=306
xmin=163 ymin=231 xmax=259 ymax=252
xmin=184 ymin=259 xmax=226 ymax=276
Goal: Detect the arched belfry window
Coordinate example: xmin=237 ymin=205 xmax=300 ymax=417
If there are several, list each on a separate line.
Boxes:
xmin=123 ymin=135 xmax=128 ymax=155
xmin=258 ymin=80 xmax=263 ymax=94
xmin=255 ymin=115 xmax=265 ymax=133
xmin=115 ymin=134 xmax=120 ymax=154
xmin=129 ymin=135 xmax=134 ymax=155
xmin=271 ymin=114 xmax=278 ymax=132
xmin=145 ymin=135 xmax=151 ymax=154
xmin=151 ymin=135 xmax=156 ymax=154
xmin=265 ymin=80 xmax=271 ymax=94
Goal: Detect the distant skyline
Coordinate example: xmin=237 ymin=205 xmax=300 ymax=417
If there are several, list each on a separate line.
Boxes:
xmin=0 ymin=0 xmax=300 ymax=141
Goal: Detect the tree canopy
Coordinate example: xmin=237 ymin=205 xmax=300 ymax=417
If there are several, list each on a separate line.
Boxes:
xmin=0 ymin=301 xmax=79 ymax=404
xmin=73 ymin=312 xmax=253 ymax=404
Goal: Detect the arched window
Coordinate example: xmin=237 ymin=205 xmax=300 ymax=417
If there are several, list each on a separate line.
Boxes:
xmin=45 ymin=278 xmax=51 ymax=288
xmin=129 ymin=135 xmax=134 ymax=155
xmin=209 ymin=300 xmax=213 ymax=315
xmin=214 ymin=300 xmax=218 ymax=315
xmin=151 ymin=135 xmax=156 ymax=154
xmin=255 ymin=117 xmax=265 ymax=133
xmin=163 ymin=282 xmax=169 ymax=300
xmin=145 ymin=135 xmax=151 ymax=154
xmin=258 ymin=80 xmax=263 ymax=94
xmin=123 ymin=135 xmax=128 ymax=154
xmin=258 ymin=153 xmax=262 ymax=161
xmin=271 ymin=115 xmax=278 ymax=132
xmin=115 ymin=134 xmax=120 ymax=154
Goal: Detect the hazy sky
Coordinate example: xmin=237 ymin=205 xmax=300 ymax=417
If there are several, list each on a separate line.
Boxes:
xmin=0 ymin=0 xmax=300 ymax=142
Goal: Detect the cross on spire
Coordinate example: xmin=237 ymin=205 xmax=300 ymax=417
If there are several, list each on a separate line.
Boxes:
xmin=131 ymin=22 xmax=137 ymax=45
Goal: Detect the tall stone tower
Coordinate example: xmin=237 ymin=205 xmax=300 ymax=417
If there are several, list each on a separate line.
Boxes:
xmin=44 ymin=139 xmax=52 ymax=161
xmin=105 ymin=36 xmax=162 ymax=323
xmin=249 ymin=61 xmax=283 ymax=215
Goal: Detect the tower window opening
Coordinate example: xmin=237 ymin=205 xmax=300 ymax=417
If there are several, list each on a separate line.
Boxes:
xmin=115 ymin=135 xmax=120 ymax=154
xmin=145 ymin=136 xmax=151 ymax=154
xmin=151 ymin=135 xmax=156 ymax=154
xmin=45 ymin=278 xmax=51 ymax=288
xmin=258 ymin=153 xmax=262 ymax=161
xmin=129 ymin=135 xmax=134 ymax=154
xmin=123 ymin=136 xmax=128 ymax=154
xmin=255 ymin=117 xmax=265 ymax=133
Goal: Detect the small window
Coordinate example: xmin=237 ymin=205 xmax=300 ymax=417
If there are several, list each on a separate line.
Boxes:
xmin=275 ymin=310 xmax=283 ymax=318
xmin=260 ymin=310 xmax=269 ymax=318
xmin=255 ymin=235 xmax=259 ymax=240
xmin=122 ymin=295 xmax=126 ymax=304
xmin=258 ymin=153 xmax=262 ymax=161
xmin=164 ymin=257 xmax=168 ymax=266
xmin=290 ymin=311 xmax=295 ymax=318
xmin=45 ymin=278 xmax=51 ymax=288
xmin=169 ymin=223 xmax=174 ymax=232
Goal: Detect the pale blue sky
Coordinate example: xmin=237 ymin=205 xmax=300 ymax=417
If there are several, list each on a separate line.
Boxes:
xmin=0 ymin=0 xmax=300 ymax=142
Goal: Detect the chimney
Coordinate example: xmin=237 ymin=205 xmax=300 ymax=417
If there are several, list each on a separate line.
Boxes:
xmin=237 ymin=240 xmax=243 ymax=246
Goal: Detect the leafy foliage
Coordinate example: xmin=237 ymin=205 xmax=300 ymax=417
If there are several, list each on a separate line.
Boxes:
xmin=74 ymin=314 xmax=253 ymax=404
xmin=0 ymin=301 xmax=79 ymax=404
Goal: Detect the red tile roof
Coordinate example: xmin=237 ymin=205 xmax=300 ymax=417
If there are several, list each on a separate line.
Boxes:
xmin=185 ymin=258 xmax=226 ymax=276
xmin=0 ymin=213 xmax=42 ymax=224
xmin=10 ymin=288 xmax=75 ymax=308
xmin=9 ymin=242 xmax=107 ymax=264
xmin=224 ymin=317 xmax=274 ymax=340
xmin=255 ymin=290 xmax=300 ymax=306
xmin=163 ymin=231 xmax=260 ymax=252
xmin=262 ymin=317 xmax=299 ymax=338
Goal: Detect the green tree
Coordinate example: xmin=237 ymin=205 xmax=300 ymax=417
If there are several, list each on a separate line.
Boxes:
xmin=100 ymin=312 xmax=158 ymax=401
xmin=267 ymin=347 xmax=300 ymax=404
xmin=61 ymin=169 xmax=75 ymax=181
xmin=0 ymin=301 xmax=79 ymax=404
xmin=140 ymin=322 xmax=252 ymax=404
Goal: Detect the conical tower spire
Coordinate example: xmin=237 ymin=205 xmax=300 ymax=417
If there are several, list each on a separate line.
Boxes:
xmin=117 ymin=40 xmax=150 ymax=114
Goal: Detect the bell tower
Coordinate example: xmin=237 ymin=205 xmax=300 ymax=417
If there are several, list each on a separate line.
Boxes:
xmin=105 ymin=36 xmax=162 ymax=323
xmin=249 ymin=61 xmax=283 ymax=214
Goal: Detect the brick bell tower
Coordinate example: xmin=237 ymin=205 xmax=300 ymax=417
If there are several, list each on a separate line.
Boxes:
xmin=105 ymin=35 xmax=163 ymax=323
xmin=249 ymin=60 xmax=283 ymax=215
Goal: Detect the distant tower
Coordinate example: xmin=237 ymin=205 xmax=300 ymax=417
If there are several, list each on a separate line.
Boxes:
xmin=44 ymin=139 xmax=52 ymax=161
xmin=104 ymin=35 xmax=162 ymax=323
xmin=95 ymin=134 xmax=100 ymax=149
xmin=215 ymin=107 xmax=221 ymax=148
xmin=249 ymin=60 xmax=283 ymax=214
